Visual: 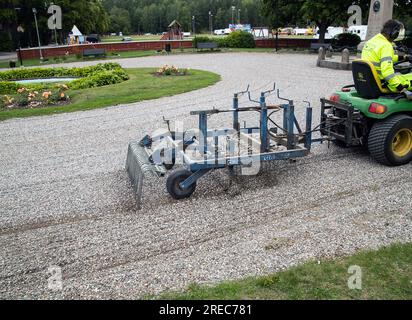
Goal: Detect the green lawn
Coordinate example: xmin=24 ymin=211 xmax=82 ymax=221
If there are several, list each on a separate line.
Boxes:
xmin=0 ymin=68 xmax=220 ymax=121
xmin=159 ymin=243 xmax=412 ymax=300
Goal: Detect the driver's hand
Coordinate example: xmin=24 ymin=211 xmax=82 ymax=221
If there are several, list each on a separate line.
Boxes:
xmin=402 ymin=89 xmax=412 ymax=100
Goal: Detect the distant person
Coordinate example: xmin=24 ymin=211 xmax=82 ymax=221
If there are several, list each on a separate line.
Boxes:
xmin=362 ymin=20 xmax=412 ymax=98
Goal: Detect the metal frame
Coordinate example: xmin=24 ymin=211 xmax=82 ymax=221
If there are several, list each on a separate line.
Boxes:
xmin=163 ymin=87 xmax=313 ymax=190
xmin=320 ymin=98 xmax=365 ymax=146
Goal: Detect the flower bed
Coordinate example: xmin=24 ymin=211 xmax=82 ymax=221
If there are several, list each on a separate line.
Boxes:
xmin=0 ymin=63 xmax=129 ymax=110
xmin=2 ymin=84 xmax=70 ymax=110
xmin=155 ymin=65 xmax=190 ymax=76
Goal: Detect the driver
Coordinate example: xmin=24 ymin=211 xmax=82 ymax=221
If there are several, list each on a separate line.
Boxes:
xmin=362 ymin=20 xmax=412 ymax=98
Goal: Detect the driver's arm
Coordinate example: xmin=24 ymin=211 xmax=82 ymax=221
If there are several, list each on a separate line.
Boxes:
xmin=381 ymin=44 xmax=404 ymax=91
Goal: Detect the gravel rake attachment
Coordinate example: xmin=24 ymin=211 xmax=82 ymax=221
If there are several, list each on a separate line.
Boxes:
xmin=126 ymin=84 xmax=323 ymax=208
xmin=126 ymin=137 xmax=166 ymax=209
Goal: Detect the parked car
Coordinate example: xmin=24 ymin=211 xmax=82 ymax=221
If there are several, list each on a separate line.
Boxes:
xmin=86 ymin=34 xmax=100 ymax=43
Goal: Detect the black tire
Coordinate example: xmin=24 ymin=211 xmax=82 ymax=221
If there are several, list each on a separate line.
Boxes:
xmin=166 ymin=169 xmax=197 ymax=200
xmin=160 ymin=149 xmax=175 ymax=171
xmin=368 ymin=114 xmax=412 ymax=166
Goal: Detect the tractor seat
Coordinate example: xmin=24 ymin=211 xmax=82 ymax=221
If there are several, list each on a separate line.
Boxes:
xmin=352 ymin=60 xmax=392 ymax=99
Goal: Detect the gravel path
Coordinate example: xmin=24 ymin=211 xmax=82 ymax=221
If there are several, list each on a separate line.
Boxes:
xmin=1 ymin=52 xmax=411 ymax=299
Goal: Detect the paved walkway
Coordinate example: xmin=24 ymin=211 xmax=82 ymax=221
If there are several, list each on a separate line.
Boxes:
xmin=0 ymin=52 xmax=411 ymax=299
xmin=0 ymin=52 xmax=17 ymax=61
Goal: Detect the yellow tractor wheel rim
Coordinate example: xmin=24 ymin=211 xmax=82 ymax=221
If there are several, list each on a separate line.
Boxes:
xmin=392 ymin=128 xmax=412 ymax=158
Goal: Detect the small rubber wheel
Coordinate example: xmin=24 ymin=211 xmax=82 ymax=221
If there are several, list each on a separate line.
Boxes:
xmin=368 ymin=115 xmax=412 ymax=166
xmin=166 ymin=169 xmax=197 ymax=200
xmin=160 ymin=149 xmax=175 ymax=171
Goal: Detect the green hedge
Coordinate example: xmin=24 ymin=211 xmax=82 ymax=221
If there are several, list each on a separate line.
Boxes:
xmin=70 ymin=69 xmax=129 ymax=90
xmin=331 ymin=33 xmax=361 ymax=49
xmin=0 ymin=63 xmax=129 ymax=94
xmin=0 ymin=62 xmax=123 ymax=81
xmin=193 ymin=31 xmax=256 ymax=49
xmin=222 ymin=31 xmax=256 ymax=48
xmin=0 ymin=82 xmax=20 ymax=95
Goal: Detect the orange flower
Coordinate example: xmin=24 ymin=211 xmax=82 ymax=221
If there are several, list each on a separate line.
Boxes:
xmin=42 ymin=91 xmax=52 ymax=99
xmin=60 ymin=93 xmax=65 ymax=98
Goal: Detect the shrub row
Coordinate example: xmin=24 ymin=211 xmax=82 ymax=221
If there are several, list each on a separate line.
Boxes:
xmin=194 ymin=31 xmax=256 ymax=49
xmin=0 ymin=82 xmax=21 ymax=95
xmin=0 ymin=63 xmax=129 ymax=94
xmin=331 ymin=33 xmax=361 ymax=49
xmin=0 ymin=62 xmax=123 ymax=81
xmin=70 ymin=68 xmax=129 ymax=90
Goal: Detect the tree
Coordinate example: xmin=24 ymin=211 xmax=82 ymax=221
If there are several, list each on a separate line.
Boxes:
xmin=301 ymin=0 xmax=355 ymax=43
xmin=262 ymin=0 xmax=302 ymax=29
xmin=108 ymin=7 xmax=131 ymax=34
xmin=0 ymin=0 xmax=109 ymax=49
xmin=263 ymin=0 xmax=369 ymax=43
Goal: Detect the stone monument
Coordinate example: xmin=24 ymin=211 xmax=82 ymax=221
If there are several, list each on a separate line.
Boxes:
xmin=365 ymin=0 xmax=394 ymax=41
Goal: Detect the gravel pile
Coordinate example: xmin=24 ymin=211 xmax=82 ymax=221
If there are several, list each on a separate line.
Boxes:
xmin=1 ymin=52 xmax=411 ymax=299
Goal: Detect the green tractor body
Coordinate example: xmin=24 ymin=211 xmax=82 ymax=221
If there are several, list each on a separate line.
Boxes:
xmin=336 ymin=91 xmax=412 ymax=120
xmin=321 ymin=59 xmax=412 ymax=167
xmin=321 ymin=89 xmax=412 ymax=167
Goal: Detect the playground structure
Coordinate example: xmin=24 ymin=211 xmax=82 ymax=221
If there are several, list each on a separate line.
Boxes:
xmin=161 ymin=20 xmax=183 ymax=40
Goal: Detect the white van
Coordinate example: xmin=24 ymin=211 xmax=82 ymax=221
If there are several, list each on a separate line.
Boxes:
xmin=214 ymin=29 xmax=226 ymax=36
xmin=294 ymin=28 xmax=308 ymax=36
xmin=348 ymin=25 xmax=368 ymax=41
xmin=314 ymin=27 xmax=345 ymax=40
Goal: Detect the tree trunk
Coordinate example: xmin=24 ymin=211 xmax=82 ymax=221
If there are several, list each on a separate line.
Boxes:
xmin=318 ymin=24 xmax=328 ymax=44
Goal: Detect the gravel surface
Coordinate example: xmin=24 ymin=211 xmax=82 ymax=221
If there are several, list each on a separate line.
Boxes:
xmin=1 ymin=52 xmax=411 ymax=299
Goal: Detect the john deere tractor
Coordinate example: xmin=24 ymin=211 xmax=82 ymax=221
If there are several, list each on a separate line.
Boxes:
xmin=321 ymin=58 xmax=412 ymax=166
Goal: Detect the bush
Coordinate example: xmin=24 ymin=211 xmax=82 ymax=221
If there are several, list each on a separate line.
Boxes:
xmin=0 ymin=63 xmax=123 ymax=81
xmin=0 ymin=82 xmax=20 ymax=95
xmin=70 ymin=68 xmax=129 ymax=90
xmin=331 ymin=33 xmax=361 ymax=49
xmin=0 ymin=63 xmax=128 ymax=94
xmin=221 ymin=31 xmax=255 ymax=48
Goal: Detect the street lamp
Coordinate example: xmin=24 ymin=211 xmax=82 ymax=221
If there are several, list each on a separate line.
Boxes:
xmin=192 ymin=16 xmax=196 ymax=36
xmin=32 ymin=8 xmax=44 ymax=60
xmin=238 ymin=9 xmax=241 ymax=25
xmin=231 ymin=6 xmax=236 ymax=25
xmin=14 ymin=7 xmax=24 ymax=66
xmin=209 ymin=11 xmax=213 ymax=35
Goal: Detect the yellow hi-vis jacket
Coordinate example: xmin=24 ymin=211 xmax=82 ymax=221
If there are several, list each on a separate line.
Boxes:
xmin=362 ymin=33 xmax=404 ymax=92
